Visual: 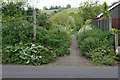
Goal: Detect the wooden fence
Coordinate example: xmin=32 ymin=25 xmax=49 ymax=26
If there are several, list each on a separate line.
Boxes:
xmin=91 ymin=17 xmax=120 ymax=49
xmin=112 ymin=17 xmax=120 ymax=30
xmin=91 ymin=18 xmax=111 ymax=31
xmin=92 ymin=17 xmax=120 ymax=31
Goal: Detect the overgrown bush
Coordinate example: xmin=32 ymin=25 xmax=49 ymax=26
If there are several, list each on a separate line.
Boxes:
xmin=85 ymin=19 xmax=91 ymax=26
xmin=2 ymin=2 xmax=71 ymax=66
xmin=2 ymin=18 xmax=33 ymax=45
xmin=77 ymin=30 xmax=118 ymax=65
xmin=2 ymin=19 xmax=71 ymax=65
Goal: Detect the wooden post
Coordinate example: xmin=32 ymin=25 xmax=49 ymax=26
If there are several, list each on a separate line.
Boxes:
xmin=98 ymin=20 xmax=100 ymax=29
xmin=33 ymin=9 xmax=36 ymax=40
xmin=109 ymin=17 xmax=112 ymax=31
xmin=92 ymin=21 xmax=94 ymax=28
xmin=115 ymin=34 xmax=118 ymax=49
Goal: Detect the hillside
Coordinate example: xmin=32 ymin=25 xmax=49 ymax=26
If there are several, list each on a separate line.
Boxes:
xmin=41 ymin=8 xmax=79 ymax=17
xmin=42 ymin=9 xmax=59 ymax=15
xmin=63 ymin=8 xmax=79 ymax=14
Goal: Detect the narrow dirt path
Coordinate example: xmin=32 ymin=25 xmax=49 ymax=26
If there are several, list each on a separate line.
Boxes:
xmin=44 ymin=35 xmax=95 ymax=67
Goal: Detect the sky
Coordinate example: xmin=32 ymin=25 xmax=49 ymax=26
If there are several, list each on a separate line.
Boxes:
xmin=28 ymin=0 xmax=118 ymax=9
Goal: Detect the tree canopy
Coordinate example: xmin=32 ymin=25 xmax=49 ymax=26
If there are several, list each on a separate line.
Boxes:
xmin=79 ymin=0 xmax=102 ymax=24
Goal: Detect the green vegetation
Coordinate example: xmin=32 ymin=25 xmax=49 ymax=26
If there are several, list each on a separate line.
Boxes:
xmin=102 ymin=2 xmax=110 ymax=18
xmin=119 ymin=34 xmax=120 ymax=46
xmin=2 ymin=44 xmax=57 ymax=65
xmin=2 ymin=0 xmax=118 ymax=66
xmin=2 ymin=2 xmax=71 ymax=65
xmin=77 ymin=30 xmax=118 ymax=65
xmin=78 ymin=0 xmax=102 ymax=24
xmin=43 ymin=4 xmax=71 ymax=10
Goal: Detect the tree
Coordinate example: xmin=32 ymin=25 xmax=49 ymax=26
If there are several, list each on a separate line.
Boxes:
xmin=66 ymin=4 xmax=71 ymax=8
xmin=49 ymin=6 xmax=54 ymax=10
xmin=2 ymin=2 xmax=26 ymax=17
xmin=26 ymin=7 xmax=34 ymax=23
xmin=69 ymin=12 xmax=83 ymax=31
xmin=55 ymin=6 xmax=59 ymax=9
xmin=2 ymin=2 xmax=26 ymax=23
xmin=51 ymin=10 xmax=69 ymax=25
xmin=79 ymin=0 xmax=102 ymax=24
xmin=102 ymin=2 xmax=110 ymax=18
xmin=43 ymin=6 xmax=48 ymax=10
xmin=37 ymin=13 xmax=51 ymax=30
xmin=53 ymin=11 xmax=57 ymax=14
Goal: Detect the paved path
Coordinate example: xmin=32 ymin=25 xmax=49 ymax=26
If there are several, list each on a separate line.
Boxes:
xmin=44 ymin=35 xmax=97 ymax=67
xmin=2 ymin=35 xmax=119 ymax=78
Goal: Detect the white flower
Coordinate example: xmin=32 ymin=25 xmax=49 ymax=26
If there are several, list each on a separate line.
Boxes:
xmin=23 ymin=52 xmax=27 ymax=55
xmin=116 ymin=47 xmax=119 ymax=54
xmin=26 ymin=60 xmax=29 ymax=64
xmin=31 ymin=55 xmax=34 ymax=58
xmin=39 ymin=56 xmax=42 ymax=58
xmin=32 ymin=44 xmax=35 ymax=47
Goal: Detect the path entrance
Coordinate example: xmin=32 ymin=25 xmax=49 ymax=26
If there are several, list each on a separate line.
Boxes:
xmin=44 ymin=35 xmax=95 ymax=67
xmin=2 ymin=35 xmax=118 ymax=78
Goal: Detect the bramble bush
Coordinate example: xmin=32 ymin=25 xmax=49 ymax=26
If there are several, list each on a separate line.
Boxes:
xmin=77 ymin=30 xmax=118 ymax=65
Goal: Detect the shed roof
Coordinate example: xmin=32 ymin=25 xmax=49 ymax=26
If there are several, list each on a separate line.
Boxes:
xmin=96 ymin=1 xmax=120 ymax=18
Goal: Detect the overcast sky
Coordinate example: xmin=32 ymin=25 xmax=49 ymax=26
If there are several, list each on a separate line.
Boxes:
xmin=28 ymin=0 xmax=118 ymax=9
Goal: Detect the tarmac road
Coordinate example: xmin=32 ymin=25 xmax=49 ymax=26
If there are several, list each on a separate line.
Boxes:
xmin=2 ymin=65 xmax=118 ymax=78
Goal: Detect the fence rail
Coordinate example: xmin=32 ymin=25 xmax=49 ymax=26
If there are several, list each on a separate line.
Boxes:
xmin=91 ymin=18 xmax=110 ymax=31
xmin=92 ymin=17 xmax=120 ymax=48
xmin=92 ymin=17 xmax=120 ymax=31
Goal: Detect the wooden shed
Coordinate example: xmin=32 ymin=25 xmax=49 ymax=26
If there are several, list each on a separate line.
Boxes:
xmin=92 ymin=1 xmax=120 ymax=51
xmin=92 ymin=1 xmax=120 ymax=31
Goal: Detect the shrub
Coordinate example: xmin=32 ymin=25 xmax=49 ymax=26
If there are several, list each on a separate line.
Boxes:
xmin=77 ymin=29 xmax=118 ymax=65
xmin=85 ymin=19 xmax=91 ymax=26
xmin=2 ymin=2 xmax=71 ymax=66
xmin=2 ymin=43 xmax=57 ymax=65
xmin=2 ymin=19 xmax=71 ymax=65
xmin=2 ymin=18 xmax=34 ymax=45
xmin=36 ymin=29 xmax=71 ymax=56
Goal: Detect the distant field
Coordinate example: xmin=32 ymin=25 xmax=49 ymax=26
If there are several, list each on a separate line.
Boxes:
xmin=41 ymin=8 xmax=79 ymax=16
xmin=64 ymin=8 xmax=79 ymax=13
xmin=41 ymin=9 xmax=59 ymax=15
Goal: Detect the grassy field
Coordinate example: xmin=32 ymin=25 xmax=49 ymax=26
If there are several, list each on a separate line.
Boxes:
xmin=63 ymin=8 xmax=79 ymax=14
xmin=41 ymin=8 xmax=79 ymax=16
xmin=42 ymin=9 xmax=59 ymax=15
